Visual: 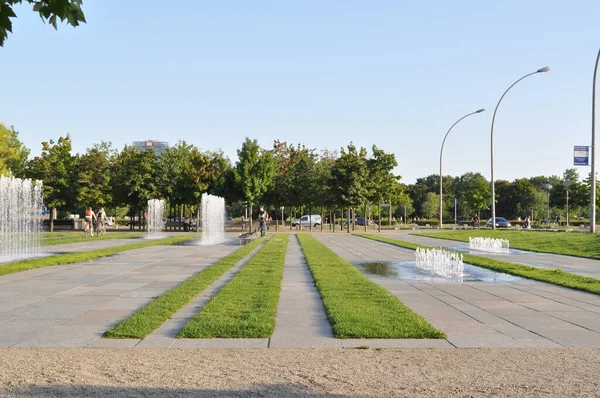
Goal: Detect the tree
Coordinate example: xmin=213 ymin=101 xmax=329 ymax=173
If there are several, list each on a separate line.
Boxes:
xmin=26 ymin=135 xmax=76 ymax=232
xmin=110 ymin=146 xmax=158 ymax=228
xmin=0 ymin=123 xmax=29 ymax=177
xmin=421 ymin=192 xmax=439 ymax=219
xmin=234 ymin=138 xmax=276 ymax=226
xmin=76 ymin=141 xmax=115 ymax=210
xmin=0 ymin=0 xmax=86 ymax=46
xmin=455 ymin=172 xmax=490 ymax=218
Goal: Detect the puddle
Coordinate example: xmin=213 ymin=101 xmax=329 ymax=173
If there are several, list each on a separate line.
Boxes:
xmin=451 ymin=246 xmax=533 ymax=255
xmin=359 ymin=261 xmax=521 ymax=283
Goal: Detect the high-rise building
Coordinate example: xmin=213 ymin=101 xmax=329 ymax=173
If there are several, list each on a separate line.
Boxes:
xmin=131 ymin=140 xmax=169 ymax=157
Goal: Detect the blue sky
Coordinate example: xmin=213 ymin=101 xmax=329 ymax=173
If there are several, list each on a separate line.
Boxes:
xmin=1 ymin=0 xmax=598 ymax=183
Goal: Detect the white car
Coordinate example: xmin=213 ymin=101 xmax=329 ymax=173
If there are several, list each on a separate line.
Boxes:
xmin=292 ymin=215 xmax=322 ymax=227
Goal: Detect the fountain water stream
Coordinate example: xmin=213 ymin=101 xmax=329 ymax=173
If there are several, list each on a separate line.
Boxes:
xmin=415 ymin=247 xmax=464 ymax=278
xmin=200 ymin=193 xmax=225 ymax=245
xmin=147 ymin=199 xmax=165 ymax=239
xmin=0 ymin=176 xmax=44 ymax=262
xmin=469 ymin=237 xmax=509 ymax=253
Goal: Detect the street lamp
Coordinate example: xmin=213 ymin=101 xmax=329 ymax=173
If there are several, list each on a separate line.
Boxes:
xmin=491 ymin=67 xmax=550 ymax=229
xmin=439 ymin=109 xmax=485 ymax=229
xmin=563 ymin=180 xmax=572 ymax=227
xmin=591 ymin=49 xmax=600 ymax=233
xmin=542 ymin=183 xmax=552 ymax=224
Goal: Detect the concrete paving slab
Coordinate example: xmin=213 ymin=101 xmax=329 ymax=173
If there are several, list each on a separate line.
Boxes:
xmin=12 ymin=325 xmax=106 ymax=348
xmin=340 ymin=339 xmax=453 ymax=349
xmin=270 ymin=235 xmax=335 ymax=348
xmin=171 ymin=338 xmax=269 ymax=348
xmin=86 ymin=338 xmax=141 ymax=348
xmin=18 ymin=304 xmax=99 ymax=320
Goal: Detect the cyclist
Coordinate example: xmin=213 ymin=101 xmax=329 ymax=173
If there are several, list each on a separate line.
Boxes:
xmin=97 ymin=207 xmax=107 ymax=236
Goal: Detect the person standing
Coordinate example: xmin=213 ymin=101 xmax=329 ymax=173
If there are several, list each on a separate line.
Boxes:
xmin=85 ymin=206 xmax=96 ymax=237
xmin=257 ymin=205 xmax=270 ymax=237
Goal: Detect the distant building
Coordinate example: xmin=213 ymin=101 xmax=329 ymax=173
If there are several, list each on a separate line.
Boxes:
xmin=131 ymin=140 xmax=169 ymax=157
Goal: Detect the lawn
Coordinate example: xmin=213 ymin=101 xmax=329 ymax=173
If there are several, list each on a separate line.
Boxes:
xmin=415 ymin=230 xmax=600 ymax=259
xmin=0 ymin=234 xmax=198 ymax=277
xmin=178 ymin=235 xmax=289 ymax=338
xmin=358 ymin=234 xmax=600 ymax=296
xmin=41 ymin=231 xmax=146 ymax=246
xmin=104 ymin=237 xmax=266 ymax=339
xmin=297 ymin=234 xmax=445 ymax=339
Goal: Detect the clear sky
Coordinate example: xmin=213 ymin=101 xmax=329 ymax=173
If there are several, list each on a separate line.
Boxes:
xmin=1 ymin=0 xmax=598 ymax=184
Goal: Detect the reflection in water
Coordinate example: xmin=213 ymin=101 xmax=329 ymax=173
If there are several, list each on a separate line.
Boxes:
xmin=360 ymin=262 xmax=398 ymax=277
xmin=358 ymin=260 xmax=521 ymax=283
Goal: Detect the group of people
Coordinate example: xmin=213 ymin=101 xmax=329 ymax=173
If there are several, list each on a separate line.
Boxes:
xmin=84 ymin=206 xmax=107 ymax=237
xmin=183 ymin=214 xmax=197 ymax=232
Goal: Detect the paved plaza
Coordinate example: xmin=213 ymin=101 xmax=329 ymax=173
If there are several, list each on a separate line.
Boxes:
xmin=1 ymin=232 xmax=600 ymax=348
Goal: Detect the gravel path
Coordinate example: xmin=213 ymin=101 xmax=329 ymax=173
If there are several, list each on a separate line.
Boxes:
xmin=0 ymin=348 xmax=598 ymax=397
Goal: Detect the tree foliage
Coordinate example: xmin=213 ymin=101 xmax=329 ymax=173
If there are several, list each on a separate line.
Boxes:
xmin=0 ymin=123 xmax=29 ymax=177
xmin=0 ymin=0 xmax=86 ymax=46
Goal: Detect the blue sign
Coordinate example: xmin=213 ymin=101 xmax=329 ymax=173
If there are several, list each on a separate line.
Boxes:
xmin=574 ymin=146 xmax=589 ymax=166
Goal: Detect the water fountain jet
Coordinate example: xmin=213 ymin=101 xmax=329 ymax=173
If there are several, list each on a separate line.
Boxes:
xmin=0 ymin=176 xmax=43 ymax=262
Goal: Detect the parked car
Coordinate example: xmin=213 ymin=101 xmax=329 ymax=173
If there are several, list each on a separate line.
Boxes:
xmin=104 ymin=216 xmax=114 ymax=226
xmin=292 ymin=215 xmax=322 ymax=227
xmin=343 ymin=217 xmax=373 ymax=226
xmin=487 ymin=217 xmax=511 ymax=228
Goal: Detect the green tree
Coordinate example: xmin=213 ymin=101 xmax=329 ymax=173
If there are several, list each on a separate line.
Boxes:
xmin=111 ymin=146 xmax=158 ymax=228
xmin=329 ymin=143 xmax=369 ymax=219
xmin=26 ymin=135 xmax=76 ymax=231
xmin=0 ymin=0 xmax=86 ymax=46
xmin=76 ymin=141 xmax=115 ymax=210
xmin=455 ymin=172 xmax=490 ymax=218
xmin=234 ymin=138 xmax=276 ymax=227
xmin=421 ymin=192 xmax=439 ymax=219
xmin=0 ymin=123 xmax=29 ymax=177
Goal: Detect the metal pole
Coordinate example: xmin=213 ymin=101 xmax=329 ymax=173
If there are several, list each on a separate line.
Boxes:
xmin=547 ymin=191 xmax=550 ymax=223
xmin=591 ymin=49 xmax=600 ymax=233
xmin=567 ymin=189 xmax=569 ymax=227
xmin=454 ymin=198 xmax=457 ymax=227
xmin=439 ymin=109 xmax=485 ymax=229
xmin=491 ymin=67 xmax=550 ymax=229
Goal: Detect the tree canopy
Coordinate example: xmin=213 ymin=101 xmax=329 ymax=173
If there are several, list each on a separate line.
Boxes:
xmin=0 ymin=0 xmax=86 ymax=46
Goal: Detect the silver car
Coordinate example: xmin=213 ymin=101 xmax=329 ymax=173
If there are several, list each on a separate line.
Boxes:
xmin=487 ymin=217 xmax=511 ymax=228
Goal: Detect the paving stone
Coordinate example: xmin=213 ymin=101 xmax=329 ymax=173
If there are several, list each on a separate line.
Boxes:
xmin=171 ymin=338 xmax=269 ymax=348
xmin=340 ymin=339 xmax=453 ymax=349
xmin=86 ymin=338 xmax=141 ymax=348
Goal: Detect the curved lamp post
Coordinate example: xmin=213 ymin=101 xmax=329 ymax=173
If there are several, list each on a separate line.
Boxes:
xmin=491 ymin=66 xmax=550 ymax=229
xmin=439 ymin=109 xmax=485 ymax=229
xmin=591 ymin=49 xmax=600 ymax=233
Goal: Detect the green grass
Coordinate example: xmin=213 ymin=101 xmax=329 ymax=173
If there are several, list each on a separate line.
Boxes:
xmin=0 ymin=235 xmax=197 ymax=277
xmin=178 ymin=235 xmax=290 ymax=338
xmin=104 ymin=237 xmax=266 ymax=339
xmin=358 ymin=234 xmax=600 ymax=296
xmin=415 ymin=230 xmax=600 ymax=259
xmin=297 ymin=234 xmax=445 ymax=339
xmin=41 ymin=231 xmax=146 ymax=246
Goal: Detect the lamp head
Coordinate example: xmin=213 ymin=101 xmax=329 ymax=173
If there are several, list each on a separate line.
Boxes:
xmin=475 ymin=108 xmax=485 ymax=113
xmin=537 ymin=66 xmax=550 ymax=73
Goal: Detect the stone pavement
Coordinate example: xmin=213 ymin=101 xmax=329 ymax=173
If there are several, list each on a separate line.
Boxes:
xmin=315 ymin=234 xmax=600 ymax=348
xmin=394 ymin=231 xmax=600 ymax=279
xmin=3 ymin=232 xmax=600 ymax=348
xmin=44 ymin=238 xmax=141 ymax=254
xmin=0 ymin=242 xmax=238 ymax=348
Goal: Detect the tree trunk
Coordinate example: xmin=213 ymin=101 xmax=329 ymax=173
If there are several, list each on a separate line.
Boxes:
xmin=50 ymin=208 xmax=55 ymax=233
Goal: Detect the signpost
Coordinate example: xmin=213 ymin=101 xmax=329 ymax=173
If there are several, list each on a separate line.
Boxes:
xmin=574 ymin=146 xmax=590 ymax=166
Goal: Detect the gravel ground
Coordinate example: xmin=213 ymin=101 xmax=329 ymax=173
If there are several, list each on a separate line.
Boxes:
xmin=0 ymin=348 xmax=598 ymax=397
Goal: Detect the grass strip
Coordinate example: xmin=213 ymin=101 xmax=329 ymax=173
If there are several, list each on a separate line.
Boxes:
xmin=0 ymin=235 xmax=197 ymax=277
xmin=105 ymin=237 xmax=266 ymax=339
xmin=41 ymin=232 xmax=145 ymax=246
xmin=178 ymin=235 xmax=289 ymax=338
xmin=297 ymin=234 xmax=445 ymax=339
xmin=357 ymin=234 xmax=600 ymax=296
xmin=415 ymin=230 xmax=600 ymax=260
